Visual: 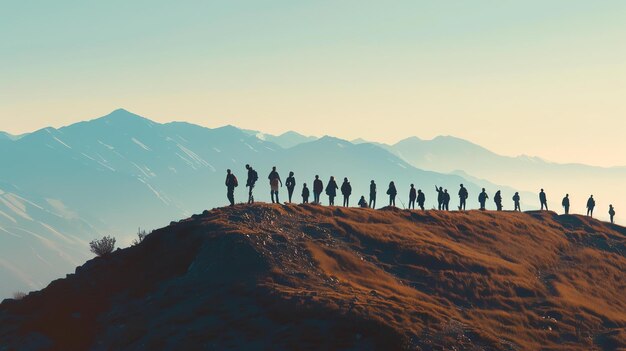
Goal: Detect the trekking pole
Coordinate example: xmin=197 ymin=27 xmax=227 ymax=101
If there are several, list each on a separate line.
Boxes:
xmin=399 ymin=199 xmax=406 ymax=210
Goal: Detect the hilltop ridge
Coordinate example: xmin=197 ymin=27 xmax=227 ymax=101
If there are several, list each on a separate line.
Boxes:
xmin=1 ymin=204 xmax=625 ymax=350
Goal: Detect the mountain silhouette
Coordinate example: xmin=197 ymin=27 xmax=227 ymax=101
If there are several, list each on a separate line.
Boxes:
xmin=0 ymin=109 xmax=515 ymax=298
xmin=1 ymin=204 xmax=624 ymax=350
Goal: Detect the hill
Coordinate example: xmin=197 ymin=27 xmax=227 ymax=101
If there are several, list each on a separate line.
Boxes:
xmin=1 ymin=204 xmax=624 ymax=350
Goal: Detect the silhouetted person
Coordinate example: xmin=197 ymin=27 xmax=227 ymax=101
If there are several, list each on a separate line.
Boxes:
xmin=358 ymin=196 xmax=368 ymax=208
xmin=369 ymin=180 xmax=377 ymax=209
xmin=562 ymin=194 xmax=570 ymax=215
xmin=458 ymin=184 xmax=468 ymax=211
xmin=512 ymin=192 xmax=521 ymax=211
xmin=494 ymin=190 xmax=503 ymax=211
xmin=225 ymin=169 xmax=238 ymax=206
xmin=417 ymin=190 xmax=425 ymax=210
xmin=326 ymin=176 xmax=338 ymax=206
xmin=408 ymin=184 xmax=416 ymax=209
xmin=302 ymin=183 xmax=310 ymax=204
xmin=435 ymin=186 xmax=444 ymax=210
xmin=285 ymin=171 xmax=296 ymax=203
xmin=443 ymin=189 xmax=450 ymax=211
xmin=539 ymin=189 xmax=548 ymax=211
xmin=478 ymin=188 xmax=489 ymax=210
xmin=268 ymin=166 xmax=282 ymax=204
xmin=245 ymin=164 xmax=258 ymax=204
xmin=609 ymin=204 xmax=616 ymax=224
xmin=341 ymin=177 xmax=352 ymax=207
xmin=387 ymin=181 xmax=397 ymax=207
xmin=586 ymin=195 xmax=595 ymax=217
xmin=313 ymin=175 xmax=323 ymax=204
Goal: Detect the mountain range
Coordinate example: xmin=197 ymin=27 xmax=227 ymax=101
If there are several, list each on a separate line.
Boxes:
xmin=0 ymin=109 xmax=517 ymax=298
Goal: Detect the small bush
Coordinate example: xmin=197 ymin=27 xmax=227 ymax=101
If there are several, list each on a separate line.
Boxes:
xmin=90 ymin=236 xmax=116 ymax=256
xmin=12 ymin=291 xmax=26 ymax=300
xmin=132 ymin=228 xmax=149 ymax=246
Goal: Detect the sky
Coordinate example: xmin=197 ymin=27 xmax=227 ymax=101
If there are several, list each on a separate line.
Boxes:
xmin=1 ymin=1 xmax=626 ymax=167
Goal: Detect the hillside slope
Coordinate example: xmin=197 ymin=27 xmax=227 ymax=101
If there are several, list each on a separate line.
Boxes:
xmin=1 ymin=205 xmax=625 ymax=350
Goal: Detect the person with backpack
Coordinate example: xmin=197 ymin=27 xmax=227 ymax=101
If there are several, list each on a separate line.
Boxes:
xmin=417 ymin=189 xmax=425 ymax=210
xmin=458 ymin=184 xmax=468 ymax=211
xmin=225 ymin=169 xmax=238 ymax=207
xmin=341 ymin=177 xmax=352 ymax=207
xmin=408 ymin=184 xmax=417 ymax=209
xmin=326 ymin=176 xmax=338 ymax=206
xmin=478 ymin=188 xmax=489 ymax=210
xmin=539 ymin=189 xmax=548 ymax=211
xmin=387 ymin=181 xmax=397 ymax=207
xmin=358 ymin=195 xmax=368 ymax=208
xmin=302 ymin=183 xmax=310 ymax=204
xmin=369 ymin=180 xmax=377 ymax=209
xmin=586 ymin=195 xmax=596 ymax=217
xmin=285 ymin=171 xmax=296 ymax=203
xmin=443 ymin=189 xmax=450 ymax=211
xmin=313 ymin=175 xmax=323 ymax=204
xmin=494 ymin=190 xmax=503 ymax=211
xmin=245 ymin=164 xmax=258 ymax=204
xmin=609 ymin=204 xmax=616 ymax=224
xmin=268 ymin=166 xmax=283 ymax=204
xmin=512 ymin=192 xmax=521 ymax=211
xmin=435 ymin=186 xmax=444 ymax=210
xmin=562 ymin=194 xmax=570 ymax=215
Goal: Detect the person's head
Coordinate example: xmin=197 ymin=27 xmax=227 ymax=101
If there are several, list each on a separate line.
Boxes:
xmin=418 ymin=189 xmax=422 ymax=193
xmin=566 ymin=194 xmax=569 ymax=197
xmin=272 ymin=166 xmax=276 ymax=171
xmin=289 ymin=171 xmax=294 ymax=176
xmin=344 ymin=177 xmax=348 ymax=182
xmin=610 ymin=204 xmax=613 ymax=207
xmin=444 ymin=189 xmax=448 ymax=193
xmin=330 ymin=176 xmax=334 ymax=180
xmin=227 ymin=169 xmax=231 ymax=174
xmin=515 ymin=192 xmax=519 ymax=195
xmin=439 ymin=186 xmax=443 ymax=190
xmin=303 ymin=183 xmax=307 ymax=187
xmin=482 ymin=188 xmax=486 ymax=192
xmin=460 ymin=184 xmax=464 ymax=187
xmin=497 ymin=190 xmax=500 ymax=194
xmin=410 ymin=184 xmax=414 ymax=188
xmin=361 ymin=195 xmax=365 ymax=199
xmin=591 ymin=194 xmax=594 ymax=198
xmin=541 ymin=188 xmax=544 ymax=192
xmin=371 ymin=180 xmax=375 ymax=184
xmin=390 ymin=181 xmax=395 ymax=186
xmin=315 ymin=175 xmax=319 ymax=179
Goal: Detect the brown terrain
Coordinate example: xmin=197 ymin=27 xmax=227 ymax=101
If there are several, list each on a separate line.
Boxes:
xmin=1 ymin=204 xmax=625 ymax=350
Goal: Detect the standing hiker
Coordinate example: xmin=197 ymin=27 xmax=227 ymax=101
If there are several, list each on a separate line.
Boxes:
xmin=494 ymin=190 xmax=503 ymax=211
xmin=369 ymin=180 xmax=377 ymax=209
xmin=341 ymin=177 xmax=352 ymax=207
xmin=435 ymin=186 xmax=444 ymax=210
xmin=313 ymin=175 xmax=323 ymax=204
xmin=417 ymin=189 xmax=425 ymax=210
xmin=387 ymin=181 xmax=397 ymax=207
xmin=326 ymin=176 xmax=338 ymax=206
xmin=408 ymin=184 xmax=417 ymax=209
xmin=225 ymin=169 xmax=238 ymax=207
xmin=302 ymin=183 xmax=310 ymax=204
xmin=512 ymin=192 xmax=521 ymax=211
xmin=586 ymin=195 xmax=596 ymax=217
xmin=245 ymin=164 xmax=258 ymax=204
xmin=562 ymin=194 xmax=570 ymax=215
xmin=478 ymin=188 xmax=489 ymax=210
xmin=285 ymin=171 xmax=296 ymax=203
xmin=268 ymin=167 xmax=283 ymax=204
xmin=443 ymin=189 xmax=450 ymax=211
xmin=609 ymin=204 xmax=616 ymax=224
xmin=458 ymin=184 xmax=468 ymax=211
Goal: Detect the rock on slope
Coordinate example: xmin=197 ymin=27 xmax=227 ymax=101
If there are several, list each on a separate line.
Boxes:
xmin=1 ymin=204 xmax=625 ymax=350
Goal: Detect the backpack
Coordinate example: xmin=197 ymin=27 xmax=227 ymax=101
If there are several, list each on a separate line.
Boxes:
xmin=233 ymin=175 xmax=239 ymax=187
xmin=252 ymin=170 xmax=258 ymax=183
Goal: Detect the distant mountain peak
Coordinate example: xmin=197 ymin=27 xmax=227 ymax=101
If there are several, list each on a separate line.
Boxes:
xmin=95 ymin=108 xmax=154 ymax=125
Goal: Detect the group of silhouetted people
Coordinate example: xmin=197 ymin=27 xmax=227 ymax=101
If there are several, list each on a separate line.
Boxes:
xmin=225 ymin=166 xmax=617 ymax=224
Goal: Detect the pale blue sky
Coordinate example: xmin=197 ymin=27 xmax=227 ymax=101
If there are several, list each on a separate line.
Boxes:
xmin=2 ymin=1 xmax=626 ymax=166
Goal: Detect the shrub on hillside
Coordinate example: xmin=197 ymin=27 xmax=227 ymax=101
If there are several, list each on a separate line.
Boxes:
xmin=90 ymin=236 xmax=116 ymax=256
xmin=132 ymin=228 xmax=149 ymax=246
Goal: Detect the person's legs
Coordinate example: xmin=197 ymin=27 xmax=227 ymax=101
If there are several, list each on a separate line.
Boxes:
xmin=227 ymin=188 xmax=234 ymax=206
